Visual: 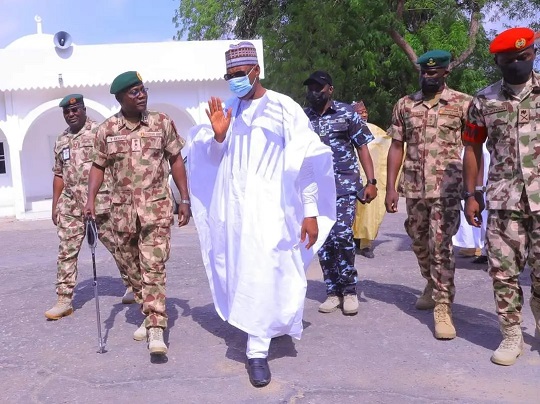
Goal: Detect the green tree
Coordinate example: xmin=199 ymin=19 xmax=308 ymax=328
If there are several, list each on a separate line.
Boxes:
xmin=172 ymin=0 xmax=533 ymax=127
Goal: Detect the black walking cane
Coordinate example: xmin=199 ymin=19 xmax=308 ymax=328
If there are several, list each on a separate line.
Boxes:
xmin=85 ymin=216 xmax=106 ymax=353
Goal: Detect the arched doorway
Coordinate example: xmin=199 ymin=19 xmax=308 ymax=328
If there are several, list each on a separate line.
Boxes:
xmin=146 ymin=103 xmax=196 ymax=211
xmin=147 ymin=103 xmax=196 ymax=156
xmin=0 ymin=129 xmax=14 ymax=211
xmin=20 ymin=107 xmax=105 ymax=208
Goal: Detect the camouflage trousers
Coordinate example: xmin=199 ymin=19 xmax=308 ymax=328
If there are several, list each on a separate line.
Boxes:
xmin=318 ymin=194 xmax=358 ymax=296
xmin=56 ymin=213 xmax=129 ymax=296
xmin=114 ymin=221 xmax=171 ymax=329
xmin=487 ymin=201 xmax=540 ymax=326
xmin=405 ymin=198 xmax=460 ymax=304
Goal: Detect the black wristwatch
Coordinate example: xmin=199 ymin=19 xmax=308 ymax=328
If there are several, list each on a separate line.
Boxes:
xmin=462 ymin=191 xmax=475 ymax=200
xmin=367 ymin=179 xmax=377 ymax=185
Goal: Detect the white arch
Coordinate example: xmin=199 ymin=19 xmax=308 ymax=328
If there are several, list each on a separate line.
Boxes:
xmin=18 ymin=97 xmax=111 ymax=148
xmin=147 ymin=102 xmax=197 ymax=134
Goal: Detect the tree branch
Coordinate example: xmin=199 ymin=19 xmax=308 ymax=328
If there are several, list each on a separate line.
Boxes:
xmin=389 ymin=29 xmax=420 ymax=71
xmin=388 ymin=0 xmax=419 ymax=71
xmin=449 ymin=4 xmax=481 ymax=70
xmin=396 ymin=0 xmax=405 ymax=19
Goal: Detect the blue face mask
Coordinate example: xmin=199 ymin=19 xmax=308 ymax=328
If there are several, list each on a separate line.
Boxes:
xmin=228 ymin=66 xmax=255 ymax=98
xmin=228 ymin=76 xmax=253 ymax=98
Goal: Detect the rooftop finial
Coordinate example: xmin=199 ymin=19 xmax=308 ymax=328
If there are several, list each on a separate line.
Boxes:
xmin=35 ymin=15 xmax=42 ymax=34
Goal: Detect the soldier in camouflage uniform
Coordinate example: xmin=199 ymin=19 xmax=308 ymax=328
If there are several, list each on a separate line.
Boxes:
xmin=463 ymin=27 xmax=540 ymax=366
xmin=45 ymin=94 xmax=132 ymax=320
xmin=85 ymin=72 xmax=191 ymax=355
xmin=385 ymin=51 xmax=472 ymax=340
xmin=304 ymin=71 xmax=377 ymax=316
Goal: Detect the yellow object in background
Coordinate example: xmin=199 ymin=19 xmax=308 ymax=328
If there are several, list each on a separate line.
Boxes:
xmin=353 ymin=123 xmax=392 ymax=244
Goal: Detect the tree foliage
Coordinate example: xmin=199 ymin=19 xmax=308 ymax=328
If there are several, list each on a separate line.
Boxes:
xmin=172 ymin=0 xmax=537 ymax=127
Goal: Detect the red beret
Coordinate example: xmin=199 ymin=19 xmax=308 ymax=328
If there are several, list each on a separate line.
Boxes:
xmin=489 ymin=27 xmax=535 ymax=54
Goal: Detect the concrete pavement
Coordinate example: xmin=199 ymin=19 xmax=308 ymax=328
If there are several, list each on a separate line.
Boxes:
xmin=0 ymin=202 xmax=538 ymax=403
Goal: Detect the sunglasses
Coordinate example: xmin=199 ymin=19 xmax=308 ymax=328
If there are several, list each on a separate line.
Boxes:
xmin=127 ymin=87 xmax=148 ymax=98
xmin=223 ymin=66 xmax=256 ymax=81
xmin=63 ymin=106 xmax=82 ymax=114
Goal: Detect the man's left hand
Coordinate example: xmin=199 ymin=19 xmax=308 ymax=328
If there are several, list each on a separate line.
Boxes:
xmin=300 ymin=217 xmax=318 ymax=249
xmin=363 ymin=184 xmax=378 ymax=203
xmin=178 ymin=203 xmax=191 ymax=227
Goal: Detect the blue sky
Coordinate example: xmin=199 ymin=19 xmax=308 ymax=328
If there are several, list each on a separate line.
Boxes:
xmin=0 ymin=0 xmax=180 ymax=48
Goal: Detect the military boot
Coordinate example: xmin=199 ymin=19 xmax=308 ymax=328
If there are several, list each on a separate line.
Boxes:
xmin=148 ymin=327 xmax=167 ymax=355
xmin=318 ymin=295 xmax=341 ymax=313
xmin=342 ymin=294 xmax=359 ymax=315
xmin=433 ymin=303 xmax=456 ymax=340
xmin=45 ymin=295 xmax=73 ymax=320
xmin=133 ymin=321 xmax=147 ymax=341
xmin=415 ymin=281 xmax=435 ymax=310
xmin=491 ymin=324 xmax=523 ymax=366
xmin=122 ymin=287 xmax=136 ymax=304
xmin=529 ymin=296 xmax=540 ymax=335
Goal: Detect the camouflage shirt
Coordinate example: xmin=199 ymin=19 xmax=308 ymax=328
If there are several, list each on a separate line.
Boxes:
xmin=53 ymin=118 xmax=111 ymax=215
xmin=463 ymin=72 xmax=540 ymax=212
xmin=305 ymin=100 xmax=374 ymax=196
xmin=388 ymin=86 xmax=472 ymax=201
xmin=93 ymin=110 xmax=185 ymax=231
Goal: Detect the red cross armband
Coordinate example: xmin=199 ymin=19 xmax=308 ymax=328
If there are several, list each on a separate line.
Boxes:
xmin=462 ymin=122 xmax=487 ymax=144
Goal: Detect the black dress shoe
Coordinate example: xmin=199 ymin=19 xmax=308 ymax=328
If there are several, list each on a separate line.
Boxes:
xmin=359 ymin=247 xmax=375 ymax=259
xmin=247 ymin=358 xmax=271 ymax=387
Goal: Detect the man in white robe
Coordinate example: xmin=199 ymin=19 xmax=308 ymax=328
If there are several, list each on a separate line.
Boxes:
xmin=187 ymin=42 xmax=336 ymax=387
xmin=453 ymin=144 xmax=490 ymax=264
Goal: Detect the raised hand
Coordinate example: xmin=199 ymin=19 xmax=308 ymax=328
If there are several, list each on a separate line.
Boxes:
xmin=205 ymin=97 xmax=232 ymax=143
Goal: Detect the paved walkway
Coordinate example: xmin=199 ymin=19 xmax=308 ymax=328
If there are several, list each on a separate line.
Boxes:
xmin=0 ymin=202 xmax=538 ymax=403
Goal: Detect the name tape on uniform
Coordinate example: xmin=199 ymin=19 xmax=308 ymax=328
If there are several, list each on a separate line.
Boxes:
xmin=107 ymin=135 xmax=127 ymax=143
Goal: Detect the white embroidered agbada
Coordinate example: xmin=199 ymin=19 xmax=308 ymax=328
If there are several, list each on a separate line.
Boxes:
xmin=188 ymin=90 xmax=336 ymax=339
xmin=453 ymin=143 xmax=490 ymax=251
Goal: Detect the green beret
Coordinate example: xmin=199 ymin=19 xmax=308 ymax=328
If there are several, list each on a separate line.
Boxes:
xmin=59 ymin=94 xmax=84 ymax=108
xmin=417 ymin=50 xmax=451 ymax=68
xmin=110 ymin=71 xmax=143 ymax=95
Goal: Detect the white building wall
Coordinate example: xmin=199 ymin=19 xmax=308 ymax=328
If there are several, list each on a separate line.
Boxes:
xmin=0 ymin=33 xmax=261 ymax=219
xmin=0 ymin=79 xmax=236 ymax=219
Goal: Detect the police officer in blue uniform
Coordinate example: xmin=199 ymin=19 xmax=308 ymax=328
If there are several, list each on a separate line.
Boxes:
xmin=304 ymin=70 xmax=377 ymax=315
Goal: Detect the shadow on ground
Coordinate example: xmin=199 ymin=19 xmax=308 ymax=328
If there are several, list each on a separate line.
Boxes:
xmin=359 ymin=279 xmax=519 ymax=351
xmin=72 ymin=276 xmax=126 ymax=310
xmin=191 ymin=303 xmax=300 ymax=364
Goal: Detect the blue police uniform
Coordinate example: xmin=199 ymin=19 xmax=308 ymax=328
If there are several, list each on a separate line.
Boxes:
xmin=305 ymin=100 xmax=374 ymax=295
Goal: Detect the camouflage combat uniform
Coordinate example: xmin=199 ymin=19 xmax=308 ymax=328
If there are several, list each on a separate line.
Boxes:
xmin=305 ymin=101 xmax=374 ymax=296
xmin=92 ymin=110 xmax=184 ymax=329
xmin=388 ymin=87 xmax=472 ymax=303
xmin=463 ymin=72 xmax=540 ymax=326
xmin=53 ymin=118 xmax=129 ymax=296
